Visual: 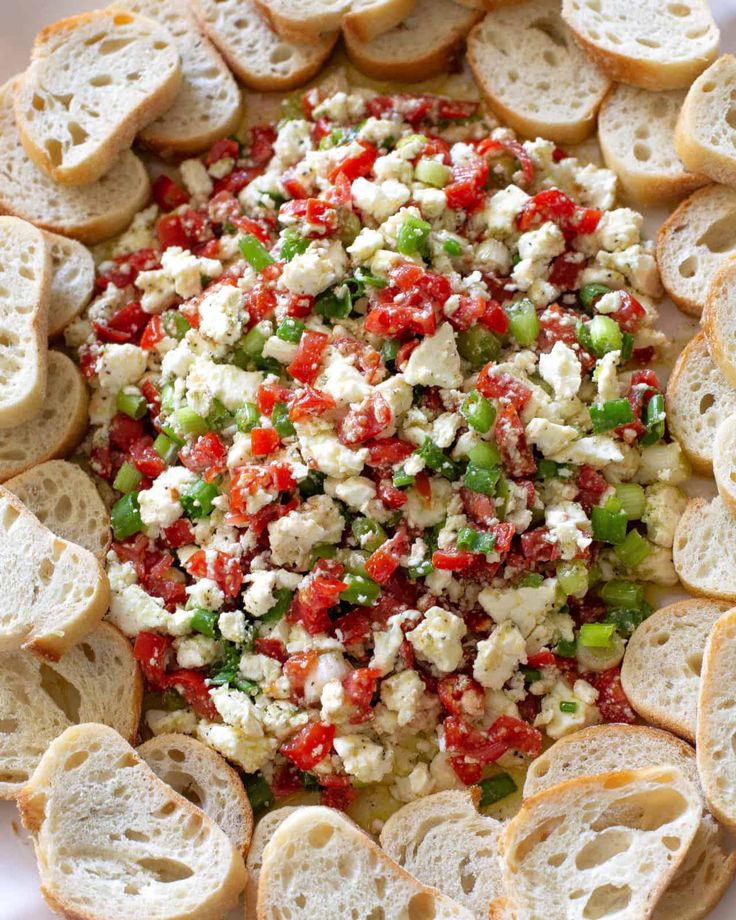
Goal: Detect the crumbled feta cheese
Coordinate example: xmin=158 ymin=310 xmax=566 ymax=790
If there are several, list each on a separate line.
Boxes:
xmin=198 ymin=285 xmax=246 ymax=346
xmin=545 ymin=502 xmax=592 ymax=560
xmin=334 ymin=734 xmax=394 ymax=784
xmin=381 ymin=669 xmax=425 ymax=726
xmin=138 ymin=467 xmax=197 ymax=537
xmin=281 ymin=240 xmax=348 ymax=296
xmin=274 ymin=119 xmax=313 ymax=166
xmin=526 ymin=418 xmax=578 ymax=455
xmin=174 ymin=634 xmax=219 ymax=669
xmin=478 ymin=580 xmax=557 ymax=638
xmin=161 ymin=247 xmax=222 ymax=300
xmin=328 ymin=475 xmax=377 ymax=511
xmin=218 ymin=609 xmax=248 ymax=643
xmin=296 ymin=420 xmax=367 ymax=478
xmin=185 ymin=357 xmax=262 ymax=415
xmin=535 ymin=678 xmax=600 ymax=739
xmin=550 ymin=435 xmax=624 ymax=468
xmin=352 ymin=177 xmax=411 ymax=222
xmin=242 ymin=570 xmax=278 ymax=617
xmin=304 ymin=651 xmax=351 ymax=705
xmin=407 ymin=606 xmax=467 ymax=673
xmin=317 ymin=349 xmax=373 ymax=405
xmin=268 ymin=494 xmax=345 ymax=568
xmin=262 ymin=334 xmax=299 ymax=363
xmin=135 ymin=268 xmax=176 ymax=314
xmin=403 ymin=323 xmax=462 ymax=388
xmin=320 ymin=679 xmax=353 ymax=725
xmin=575 ymin=164 xmax=617 ymax=210
xmin=374 ymin=152 xmax=413 ymax=184
xmin=413 ymin=187 xmax=446 ymax=219
xmin=197 ymin=721 xmax=276 ymax=772
xmin=642 ymin=483 xmax=687 ymax=548
xmin=473 ymin=622 xmax=527 ymax=690
xmin=97 ymin=344 xmax=147 ymax=394
xmin=347 ymin=227 xmax=384 ymax=263
xmin=485 ymin=185 xmax=530 ymax=236
xmin=538 ymin=341 xmax=581 ymax=401
xmin=594 ymin=351 xmax=621 ymax=404
xmin=180 ymin=159 xmax=213 ymax=202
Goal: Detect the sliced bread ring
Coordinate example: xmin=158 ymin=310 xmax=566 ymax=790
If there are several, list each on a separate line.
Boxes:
xmin=713 ymin=415 xmax=736 ymax=514
xmin=665 ymin=331 xmax=736 ymax=476
xmin=673 ymin=496 xmax=736 ymax=601
xmin=14 ymin=9 xmax=182 ymax=187
xmin=137 ymin=733 xmax=253 ymax=857
xmin=342 ymin=0 xmax=417 ymax=45
xmin=0 ymin=622 xmax=141 ymax=799
xmin=344 ymin=0 xmax=481 ymax=83
xmin=44 ymin=232 xmax=94 ymax=338
xmin=620 ymin=599 xmax=732 ymax=743
xmin=467 ymin=0 xmax=610 ymax=145
xmin=656 ymin=184 xmax=736 ymax=317
xmin=254 ymin=0 xmax=351 ymax=42
xmin=245 ymin=807 xmax=298 ymax=918
xmin=702 ymin=256 xmax=736 ymax=387
xmin=561 ymin=0 xmax=720 ymax=91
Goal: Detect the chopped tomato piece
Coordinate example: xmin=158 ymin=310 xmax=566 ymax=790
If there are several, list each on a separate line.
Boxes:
xmin=445 ymin=157 xmax=489 ymax=211
xmin=152 ymin=174 xmax=190 ymax=212
xmin=288 ymin=385 xmax=336 ymax=422
xmin=477 ymin=368 xmax=533 ymax=410
xmin=319 ymin=775 xmax=358 ymax=810
xmin=129 ymin=436 xmax=166 ymax=479
xmin=588 ymin=667 xmax=636 ymax=724
xmin=332 ymin=610 xmax=372 ymax=646
xmin=96 ymin=249 xmax=160 ymax=292
xmin=166 ymin=669 xmax=218 ymax=720
xmin=446 ymin=295 xmax=487 ymax=331
xmin=488 ymin=714 xmax=542 ymax=758
xmin=548 ymin=252 xmax=583 ymax=290
xmin=365 ymin=529 xmax=409 ymax=584
xmin=133 ymin=632 xmax=171 ymax=688
xmin=615 ymin=291 xmax=647 ymax=332
xmin=179 ymin=432 xmax=228 ymax=482
xmin=206 ymin=137 xmax=239 ymax=165
xmin=330 ymin=144 xmax=379 ymax=183
xmin=287 ymin=330 xmax=329 ymax=385
xmin=272 ymin=762 xmax=303 ymax=798
xmin=520 ymin=527 xmax=561 ymax=563
xmin=576 ymin=465 xmax=609 ymax=513
xmin=280 ymin=722 xmax=335 ymax=771
xmin=527 ymin=650 xmax=556 ymax=668
xmin=213 ymin=167 xmax=262 ymax=197
xmin=443 ymin=716 xmax=509 ymax=765
xmin=516 ymin=188 xmax=576 ymax=232
xmin=289 ymin=568 xmax=347 ymax=635
xmin=365 ymin=438 xmax=415 ymax=466
xmin=437 ymin=674 xmax=485 ymax=718
xmin=249 ymin=126 xmax=277 ymax=166
xmin=481 ymin=301 xmax=510 ymax=335
xmin=343 ymin=667 xmax=381 ymax=713
xmin=257 ymin=382 xmax=292 ymax=415
xmin=185 ymin=549 xmax=243 ymax=598
xmin=284 ymin=650 xmax=320 ymax=696
xmin=339 ymin=394 xmax=392 ymax=445
xmin=376 ymin=475 xmax=408 ymax=509
xmin=432 ymin=549 xmax=481 ymax=571
xmin=163 ymin=519 xmax=195 ymax=548
xmin=494 ymin=403 xmax=536 ymax=477
xmin=94 ymin=300 xmax=150 ymax=345
xmin=251 ymin=427 xmax=281 ymax=456
xmin=109 ymin=413 xmax=145 ymax=451
xmin=279 ymin=199 xmax=338 ymax=236
xmin=139 ymin=315 xmax=166 ymax=350
xmin=255 ymin=637 xmax=289 ymax=663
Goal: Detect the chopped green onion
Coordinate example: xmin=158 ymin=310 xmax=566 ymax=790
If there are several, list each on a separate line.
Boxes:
xmin=396 ymin=214 xmax=431 ymax=257
xmin=341 ymin=573 xmax=380 ymax=606
xmin=238 ymin=325 xmax=269 ymax=360
xmin=559 ymin=700 xmax=578 ymax=713
xmin=392 ymin=466 xmax=415 ymax=488
xmin=641 ymin=393 xmax=665 ymax=446
xmin=232 ymin=677 xmax=260 ymax=696
xmin=615 ymin=529 xmax=654 ymax=569
xmin=461 ymin=393 xmax=495 ymax=433
xmin=408 ymin=557 xmax=434 ymax=580
xmin=315 ymin=284 xmax=352 ymax=319
xmin=206 ymin=398 xmax=233 ymax=432
xmin=478 ymin=773 xmax=517 ymax=808
xmin=605 ymin=603 xmax=652 ymax=637
xmin=396 ymin=133 xmax=427 ymax=150
xmin=309 ymin=543 xmax=339 ymax=567
xmin=517 ymin=572 xmax=544 ymax=588
xmin=506 ymin=299 xmax=540 ymax=346
xmin=112 ymin=461 xmax=142 ymax=494
xmin=536 ymin=459 xmax=560 ymax=480
xmin=351 ymin=517 xmax=387 ymax=553
xmin=600 ymin=579 xmax=644 ymax=609
xmin=591 ymin=505 xmax=628 ymax=544
xmin=160 ymin=382 xmax=177 ymax=414
xmin=556 ymin=560 xmax=589 ymax=598
xmin=555 ymin=638 xmax=577 ymax=658
xmin=443 ymin=237 xmax=462 ymax=256
xmin=111 ymin=492 xmax=143 ymax=541
xmin=181 ymin=479 xmax=219 ymax=519
xmin=468 ymin=441 xmax=501 ymax=469
xmin=298 ymin=469 xmax=325 ymax=498
xmin=456 ymin=526 xmax=497 ymax=555
xmin=244 ymin=774 xmax=273 ymax=815
xmin=587 ymin=315 xmax=623 ymax=357
xmin=464 ymin=463 xmax=500 ymax=496
xmin=153 ymin=433 xmax=179 ymax=465
xmin=239 ymin=233 xmax=275 ymax=272
xmin=260 ymin=588 xmax=293 ymax=625
xmin=162 ymin=310 xmax=191 ymax=340
xmin=589 ymin=398 xmax=634 ymax=434
xmin=418 ymin=437 xmax=461 ymax=480
xmin=116 ymin=387 xmax=148 ymax=420
xmin=579 ymin=283 xmax=610 ymax=312
xmin=381 ymin=339 xmax=400 ymax=368
xmin=579 ymin=622 xmax=616 ymax=648
xmin=354 ymin=267 xmax=387 ymax=289
xmin=621 ymin=332 xmax=634 ymax=362
xmin=272 ymin=402 xmax=296 ymax=439
xmin=174 ymin=406 xmax=209 ymax=437
xmin=280 ymin=232 xmax=310 ymax=262
xmin=190 ymin=608 xmax=218 ymax=638
xmin=415 ymin=158 xmax=451 ymax=188
xmin=457 ymin=326 xmax=501 ymax=367
xmin=276 ymin=317 xmax=305 ymax=343
xmin=236 ymin=402 xmax=259 ymax=433
xmin=521 ymin=666 xmax=542 ymax=683
xmin=614 ymin=483 xmax=646 ymax=520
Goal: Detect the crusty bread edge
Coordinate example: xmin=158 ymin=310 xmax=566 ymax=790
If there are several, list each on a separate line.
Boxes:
xmin=673 ymin=497 xmax=736 ymax=601
xmin=252 ymin=0 xmax=346 ymax=43
xmin=664 ymin=332 xmax=717 ymax=476
xmin=342 ymin=0 xmax=416 ymax=45
xmin=713 ymin=416 xmax=736 ymax=516
xmin=702 ymin=256 xmax=736 ymax=387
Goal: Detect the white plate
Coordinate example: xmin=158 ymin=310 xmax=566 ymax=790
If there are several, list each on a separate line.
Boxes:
xmin=2 ymin=2 xmax=736 ymax=917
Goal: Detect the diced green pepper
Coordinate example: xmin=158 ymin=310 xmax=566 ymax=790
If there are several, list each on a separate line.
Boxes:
xmin=111 ymin=492 xmax=143 ymax=541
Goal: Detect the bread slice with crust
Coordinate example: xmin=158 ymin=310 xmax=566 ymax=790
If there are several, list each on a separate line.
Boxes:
xmin=18 ymin=723 xmax=247 ymax=920
xmin=193 ymin=0 xmax=338 ymax=92
xmin=343 ymin=0 xmax=417 ymax=44
xmin=0 ymin=78 xmax=150 ymax=245
xmin=0 ymin=217 xmax=50 ymax=429
xmin=0 ymin=351 xmax=88 ymax=483
xmin=656 ymin=184 xmax=736 ymax=317
xmin=523 ymin=724 xmax=736 ymax=920
xmin=345 ymin=0 xmax=481 ymax=83
xmin=254 ymin=0 xmax=351 ymax=42
xmin=14 ymin=10 xmax=182 ymax=187
xmin=379 ymin=789 xmax=506 ymax=917
xmin=673 ymin=496 xmax=736 ymax=601
xmin=621 ymin=599 xmax=731 ymax=744
xmin=702 ymin=256 xmax=736 ymax=386
xmin=467 ymin=0 xmax=610 ymax=145
xmin=676 ymin=55 xmax=736 ymax=187
xmin=665 ymin=331 xmax=736 ymax=476
xmin=5 ymin=460 xmax=110 ymax=558
xmin=561 ymin=0 xmax=720 ymax=91
xmin=112 ymin=0 xmax=242 ymax=157
xmin=598 ymin=85 xmax=707 ymax=205
xmin=258 ymin=806 xmax=475 ymax=919
xmin=138 ymin=733 xmax=253 ymax=856
xmin=713 ymin=416 xmax=736 ymax=514
xmin=501 ymin=765 xmax=702 ymax=920
xmin=44 ymin=232 xmax=94 ymax=337
xmin=245 ymin=807 xmax=298 ymax=917
xmin=0 ymin=622 xmax=141 ymax=798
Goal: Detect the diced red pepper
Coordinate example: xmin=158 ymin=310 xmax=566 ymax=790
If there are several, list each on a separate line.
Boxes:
xmin=279 ymin=199 xmax=338 ymax=237
xmin=255 ymin=638 xmax=289 ymax=664
xmin=338 ymin=394 xmax=392 ymax=446
xmin=94 ymin=300 xmax=150 ymax=345
xmin=576 ymin=465 xmax=609 ymax=513
xmin=166 ymin=669 xmax=218 ymax=720
xmin=365 ymin=438 xmax=415 ymax=466
xmin=129 ymin=436 xmax=166 ymax=479
xmin=445 ymin=157 xmax=489 ymax=211
xmin=251 ymin=427 xmax=280 ymax=456
xmin=284 ymin=650 xmax=320 ymax=696
xmin=185 ymin=549 xmax=243 ymax=598
xmin=152 ymin=174 xmax=190 ymax=212
xmin=207 ymin=137 xmax=239 ymax=165
xmin=477 ymin=368 xmax=533 ymax=410
xmin=179 ymin=432 xmax=228 ymax=483
xmin=488 ymin=714 xmax=543 ymax=758
xmin=494 ymin=403 xmax=536 ymax=478
xmin=213 ymin=167 xmax=262 ymax=197
xmin=288 ymin=385 xmax=336 ymax=422
xmin=133 ymin=632 xmax=171 ymax=689
xmin=287 ymin=330 xmax=329 ymax=385
xmin=280 ymin=722 xmax=335 ymax=771
xmin=437 ymin=674 xmax=485 ymax=718
xmin=614 ymin=291 xmax=647 ymax=332
xmin=365 ymin=529 xmax=408 ymax=585
xmin=272 ymin=762 xmax=303 ymax=798
xmin=549 ymin=252 xmax=583 ymax=290
xmin=331 ymin=144 xmax=379 ymax=183
xmin=343 ymin=668 xmax=381 ymax=713
xmin=163 ymin=519 xmax=195 ymax=548
xmin=588 ymin=667 xmax=636 ymax=724
xmin=432 ymin=549 xmax=481 ymax=571
xmin=520 ymin=527 xmax=561 ymax=563
xmin=140 ymin=315 xmax=166 ymax=350
xmin=250 ymin=126 xmax=276 ymax=166
xmin=109 ymin=414 xmax=145 ymax=451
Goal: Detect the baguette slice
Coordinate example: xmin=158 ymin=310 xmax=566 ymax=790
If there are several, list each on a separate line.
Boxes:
xmin=561 ymin=0 xmax=720 ymax=91
xmin=656 ymin=184 xmax=736 ymax=317
xmin=500 ymin=765 xmax=702 ymax=920
xmin=703 ymin=257 xmax=736 ymax=386
xmin=713 ymin=415 xmax=736 ymax=513
xmin=467 ymin=0 xmax=610 ymax=145
xmin=0 ymin=485 xmax=110 ymax=659
xmin=673 ymin=496 xmax=736 ymax=600
xmin=0 ymin=78 xmax=150 ymax=245
xmin=523 ymin=724 xmax=736 ymax=920
xmin=18 ymin=723 xmax=247 ymax=920
xmin=676 ymin=55 xmax=736 ymax=187
xmin=258 ymin=806 xmax=475 ymax=920
xmin=193 ymin=0 xmax=338 ymax=92
xmin=665 ymin=331 xmax=736 ymax=475
xmin=5 ymin=460 xmax=110 ymax=558
xmin=343 ymin=0 xmax=417 ymax=44
xmin=245 ymin=806 xmax=298 ymax=916
xmin=379 ymin=789 xmax=506 ymax=917
xmin=112 ymin=0 xmax=242 ymax=157
xmin=598 ymin=85 xmax=707 ymax=205
xmin=138 ymin=733 xmax=253 ymax=856
xmin=44 ymin=232 xmax=94 ymax=337
xmin=0 ymin=216 xmax=50 ymax=429
xmin=621 ymin=599 xmax=732 ymax=743
xmin=345 ymin=0 xmax=481 ymax=83
xmin=0 ymin=622 xmax=141 ymax=798
xmin=15 ymin=10 xmax=182 ymax=187
xmin=0 ymin=351 xmax=88 ymax=482
xmin=254 ymin=0 xmax=351 ymax=42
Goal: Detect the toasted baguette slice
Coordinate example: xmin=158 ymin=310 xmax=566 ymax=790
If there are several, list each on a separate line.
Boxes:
xmin=703 ymin=257 xmax=736 ymax=386
xmin=343 ymin=0 xmax=417 ymax=44
xmin=673 ymin=496 xmax=736 ymax=600
xmin=112 ymin=0 xmax=242 ymax=157
xmin=18 ymin=723 xmax=247 ymax=920
xmin=5 ymin=460 xmax=110 ymax=558
xmin=14 ymin=10 xmax=182 ymax=187
xmin=500 ymin=765 xmax=701 ymax=920
xmin=467 ymin=0 xmax=610 ymax=145
xmin=713 ymin=416 xmax=736 ymax=513
xmin=193 ymin=0 xmax=338 ymax=92
xmin=676 ymin=55 xmax=736 ymax=187
xmin=345 ymin=0 xmax=481 ymax=83
xmin=0 ymin=351 xmax=88 ymax=482
xmin=254 ymin=0 xmax=351 ymax=42
xmin=598 ymin=85 xmax=707 ymax=205
xmin=44 ymin=232 xmax=94 ymax=337
xmin=0 ymin=622 xmax=141 ymax=798
xmin=138 ymin=733 xmax=253 ymax=856
xmin=0 ymin=217 xmax=50 ymax=429
xmin=245 ymin=807 xmax=298 ymax=918
xmin=0 ymin=485 xmax=110 ymax=659
xmin=523 ymin=724 xmax=736 ymax=920
xmin=258 ymin=806 xmax=474 ymax=920
xmin=656 ymin=184 xmax=736 ymax=317
xmin=561 ymin=0 xmax=719 ymax=91
xmin=665 ymin=332 xmax=736 ymax=476
xmin=0 ymin=78 xmax=150 ymax=245
xmin=621 ymin=599 xmax=732 ymax=743
xmin=380 ymin=789 xmax=506 ymax=917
